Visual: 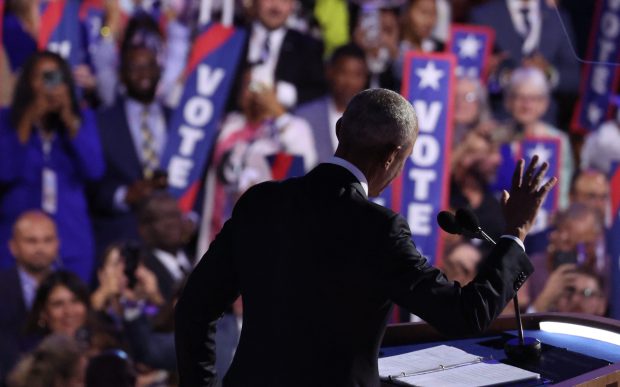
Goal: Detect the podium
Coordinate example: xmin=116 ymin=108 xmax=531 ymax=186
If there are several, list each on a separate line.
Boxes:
xmin=380 ymin=313 xmax=620 ymax=386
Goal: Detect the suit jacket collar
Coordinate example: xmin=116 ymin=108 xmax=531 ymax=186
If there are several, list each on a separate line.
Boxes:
xmin=308 ymin=163 xmax=368 ymax=200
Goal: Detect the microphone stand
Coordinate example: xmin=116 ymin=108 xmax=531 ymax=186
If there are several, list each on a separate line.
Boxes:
xmin=472 ymin=226 xmax=542 ymax=360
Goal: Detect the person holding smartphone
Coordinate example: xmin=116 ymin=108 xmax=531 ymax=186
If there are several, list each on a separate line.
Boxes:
xmin=0 ymin=51 xmax=104 ymax=282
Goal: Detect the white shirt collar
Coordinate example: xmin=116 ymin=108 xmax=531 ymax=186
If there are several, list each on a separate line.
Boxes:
xmin=325 ymin=156 xmax=369 ymax=197
xmin=153 ymin=249 xmax=192 ymax=281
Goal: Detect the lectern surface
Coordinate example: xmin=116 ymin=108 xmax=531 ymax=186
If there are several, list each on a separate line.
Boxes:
xmin=380 ymin=328 xmax=620 ymax=386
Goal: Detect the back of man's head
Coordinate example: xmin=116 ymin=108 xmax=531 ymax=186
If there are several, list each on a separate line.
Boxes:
xmin=9 ymin=211 xmax=58 ymax=275
xmin=338 ymin=89 xmax=417 ymax=159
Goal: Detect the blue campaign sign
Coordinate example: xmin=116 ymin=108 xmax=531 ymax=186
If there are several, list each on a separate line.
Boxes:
xmin=388 ymin=52 xmax=456 ymax=265
xmin=572 ymin=0 xmax=620 ymax=133
xmin=519 ymin=137 xmax=561 ymax=234
xmin=447 ymin=24 xmax=494 ymax=82
xmin=161 ymin=23 xmax=246 ymax=213
xmin=609 ymin=162 xmax=620 ymax=319
xmin=40 ymin=0 xmax=88 ymax=67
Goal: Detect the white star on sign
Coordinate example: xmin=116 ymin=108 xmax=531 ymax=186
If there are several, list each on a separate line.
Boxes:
xmin=415 ymin=61 xmax=444 ymax=90
xmin=458 ymin=34 xmax=482 ymax=59
xmin=588 ymin=104 xmax=603 ymax=125
xmin=526 ymin=143 xmax=552 ymax=166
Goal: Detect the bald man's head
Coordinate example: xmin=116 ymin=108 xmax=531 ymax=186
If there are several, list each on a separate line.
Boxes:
xmin=9 ymin=211 xmax=58 ymax=275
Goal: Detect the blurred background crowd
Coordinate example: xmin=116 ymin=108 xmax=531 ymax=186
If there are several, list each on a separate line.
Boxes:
xmin=0 ymin=0 xmax=619 ymax=385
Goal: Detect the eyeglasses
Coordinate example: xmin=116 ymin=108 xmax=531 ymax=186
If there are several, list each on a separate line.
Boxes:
xmin=563 ymin=286 xmax=602 ymax=299
xmin=456 ymin=91 xmax=478 ymax=103
xmin=509 ymin=93 xmax=547 ymax=103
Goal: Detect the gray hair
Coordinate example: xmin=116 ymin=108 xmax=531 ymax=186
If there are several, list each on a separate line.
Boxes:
xmin=339 ymin=89 xmax=417 ymax=154
xmin=507 ymin=66 xmax=550 ymax=96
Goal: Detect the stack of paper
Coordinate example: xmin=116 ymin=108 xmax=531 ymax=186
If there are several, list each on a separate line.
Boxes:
xmin=378 ymin=345 xmax=540 ymax=386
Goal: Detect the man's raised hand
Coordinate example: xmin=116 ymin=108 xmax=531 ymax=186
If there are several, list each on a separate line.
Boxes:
xmin=501 ymin=155 xmax=558 ymax=241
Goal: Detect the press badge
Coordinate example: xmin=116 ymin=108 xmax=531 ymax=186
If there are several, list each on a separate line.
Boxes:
xmin=42 ymin=168 xmax=57 ymax=214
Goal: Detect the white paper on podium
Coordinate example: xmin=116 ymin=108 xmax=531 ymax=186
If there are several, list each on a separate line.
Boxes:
xmin=378 ymin=345 xmax=540 ymax=386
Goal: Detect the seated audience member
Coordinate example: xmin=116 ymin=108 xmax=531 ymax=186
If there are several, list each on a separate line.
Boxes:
xmin=391 ymin=0 xmax=443 ymax=86
xmin=352 ymin=7 xmax=400 ymax=90
xmin=528 ymin=204 xmax=608 ymax=312
xmin=580 ymin=115 xmax=620 ymax=175
xmin=139 ymin=192 xmax=193 ymax=302
xmin=452 ymin=77 xmax=496 ymax=147
xmin=494 ymin=67 xmax=573 ymax=208
xmin=198 ymin=68 xmax=317 ymax=246
xmin=450 ymin=131 xmax=505 ymax=243
xmin=24 ymin=270 xmax=120 ymax=356
xmin=246 ymin=0 xmax=326 ymax=108
xmin=441 ymin=241 xmax=482 ymax=286
xmin=7 ymin=334 xmax=85 ymax=387
xmin=295 ymin=44 xmax=369 ymax=162
xmin=0 ymin=212 xmax=59 ymax=382
xmin=0 ymin=51 xmax=104 ymax=282
xmin=555 ymin=268 xmax=607 ymax=316
xmin=89 ymin=17 xmax=169 ymax=256
xmin=90 ymin=243 xmax=165 ymax=315
xmin=570 ymin=170 xmax=610 ymax=224
xmin=526 ymin=169 xmax=611 ymax=255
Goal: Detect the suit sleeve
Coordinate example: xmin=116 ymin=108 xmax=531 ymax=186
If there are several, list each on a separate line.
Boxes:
xmin=175 ymin=203 xmax=241 ymax=386
xmin=381 ymin=215 xmax=533 ymax=336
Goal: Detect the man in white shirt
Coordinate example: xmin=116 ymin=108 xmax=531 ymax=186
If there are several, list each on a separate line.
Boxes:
xmin=246 ymin=0 xmax=326 ymax=109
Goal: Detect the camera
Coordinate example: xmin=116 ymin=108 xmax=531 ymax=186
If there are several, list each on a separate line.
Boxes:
xmin=121 ymin=242 xmax=142 ymax=289
xmin=42 ymin=70 xmax=64 ymax=89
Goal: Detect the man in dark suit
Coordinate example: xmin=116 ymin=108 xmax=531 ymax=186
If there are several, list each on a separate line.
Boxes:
xmin=295 ymin=43 xmax=368 ymax=163
xmin=246 ymin=0 xmax=326 ymax=109
xmin=139 ymin=191 xmax=193 ymax=302
xmin=0 ymin=211 xmax=58 ymax=384
xmin=175 ymin=89 xmax=556 ymax=387
xmin=90 ymin=25 xmax=168 ymax=255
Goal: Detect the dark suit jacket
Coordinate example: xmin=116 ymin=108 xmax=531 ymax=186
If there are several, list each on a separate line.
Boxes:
xmin=89 ymin=98 xmax=170 ymax=254
xmin=175 ymin=163 xmax=533 ymax=387
xmin=294 ymin=96 xmax=334 ymax=163
xmin=469 ymin=0 xmax=580 ymax=94
xmin=0 ymin=267 xmax=28 ymax=385
xmin=144 ymin=250 xmax=189 ymax=302
xmin=275 ymin=29 xmax=326 ymax=106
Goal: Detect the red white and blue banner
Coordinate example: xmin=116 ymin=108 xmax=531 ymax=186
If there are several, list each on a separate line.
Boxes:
xmin=162 ymin=22 xmax=246 ymax=213
xmin=572 ymin=0 xmax=620 ymax=133
xmin=78 ymin=0 xmax=105 ymax=48
xmin=267 ymin=153 xmax=305 ymax=181
xmin=377 ymin=52 xmax=455 ymax=267
xmin=608 ymin=162 xmax=620 ymax=319
xmin=518 ymin=138 xmax=561 ymax=234
xmin=495 ymin=137 xmax=561 ymax=235
xmin=447 ymin=24 xmax=494 ymax=82
xmin=38 ymin=0 xmax=87 ymax=66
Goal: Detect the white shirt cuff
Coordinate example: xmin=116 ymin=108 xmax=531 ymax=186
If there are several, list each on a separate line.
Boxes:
xmin=500 ymin=235 xmax=525 ymax=252
xmin=114 ymin=186 xmax=130 ymax=212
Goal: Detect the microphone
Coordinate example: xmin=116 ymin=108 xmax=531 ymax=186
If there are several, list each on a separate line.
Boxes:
xmin=437 ymin=211 xmax=461 ymax=235
xmin=447 ymin=208 xmax=542 ymax=359
xmin=455 ymin=208 xmax=496 ymax=246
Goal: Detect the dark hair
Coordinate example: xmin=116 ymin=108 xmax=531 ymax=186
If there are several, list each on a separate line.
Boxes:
xmin=10 ymin=51 xmax=81 ymax=129
xmin=85 ymin=350 xmax=136 ymax=387
xmin=25 ymin=271 xmax=90 ymax=335
xmin=120 ymin=13 xmax=163 ymax=68
xmin=137 ymin=189 xmax=178 ymax=225
xmin=329 ymin=43 xmax=366 ymax=66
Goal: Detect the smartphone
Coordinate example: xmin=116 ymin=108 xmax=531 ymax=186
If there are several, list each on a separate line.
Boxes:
xmin=121 ymin=242 xmax=142 ymax=289
xmin=552 ymin=250 xmax=578 ymax=270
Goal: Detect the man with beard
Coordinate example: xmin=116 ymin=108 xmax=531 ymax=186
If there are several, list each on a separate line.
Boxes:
xmin=295 ymin=44 xmax=369 ymax=163
xmin=89 ymin=16 xmax=169 ymax=254
xmin=0 ymin=211 xmax=59 ymax=383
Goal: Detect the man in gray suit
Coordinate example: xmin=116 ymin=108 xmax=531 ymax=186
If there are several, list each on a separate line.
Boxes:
xmin=176 ymin=89 xmax=556 ymax=387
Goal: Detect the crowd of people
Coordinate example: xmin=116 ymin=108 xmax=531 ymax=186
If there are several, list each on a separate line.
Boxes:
xmin=0 ymin=0 xmax=618 ymax=385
